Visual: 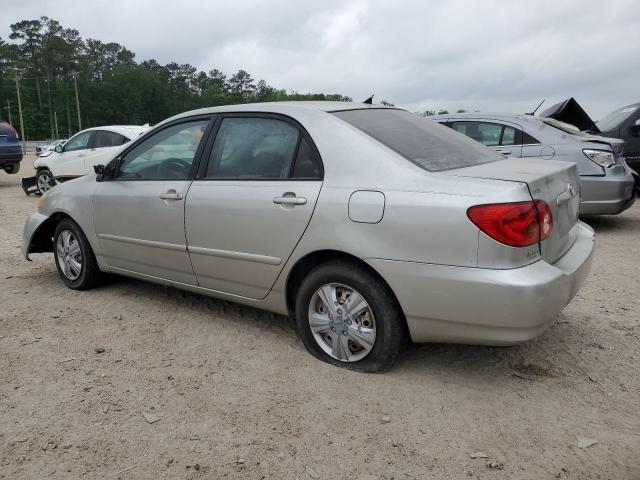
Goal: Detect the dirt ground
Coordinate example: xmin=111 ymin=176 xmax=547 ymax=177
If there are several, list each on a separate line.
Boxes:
xmin=1 ymin=158 xmax=639 ymax=479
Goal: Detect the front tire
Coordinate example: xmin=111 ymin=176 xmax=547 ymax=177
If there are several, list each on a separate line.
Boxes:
xmin=53 ymin=218 xmax=102 ymax=290
xmin=36 ymin=169 xmax=56 ymax=193
xmin=295 ymin=259 xmax=406 ymax=372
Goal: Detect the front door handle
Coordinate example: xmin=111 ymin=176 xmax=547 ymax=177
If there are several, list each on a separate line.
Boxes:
xmin=273 ymin=195 xmax=307 ymax=206
xmin=159 ymin=190 xmax=183 ymax=201
xmin=496 ymin=149 xmax=511 ymax=155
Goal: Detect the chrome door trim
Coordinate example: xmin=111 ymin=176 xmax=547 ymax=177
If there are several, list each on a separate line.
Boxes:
xmin=98 ymin=233 xmax=186 ymax=252
xmin=187 ymin=245 xmax=282 ymax=265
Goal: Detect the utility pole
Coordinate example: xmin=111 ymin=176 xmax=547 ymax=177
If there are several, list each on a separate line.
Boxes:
xmin=13 ymin=70 xmax=26 ymax=153
xmin=54 ymin=111 xmax=59 ymax=139
xmin=73 ymin=73 xmax=82 ymax=132
xmin=5 ymin=99 xmax=11 ymax=125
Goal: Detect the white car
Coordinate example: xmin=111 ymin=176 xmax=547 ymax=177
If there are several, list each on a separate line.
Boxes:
xmin=33 ymin=125 xmax=149 ymax=192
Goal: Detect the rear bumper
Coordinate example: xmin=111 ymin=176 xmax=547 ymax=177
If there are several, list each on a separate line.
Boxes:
xmin=579 ymin=169 xmax=636 ymax=215
xmin=0 ymin=151 xmax=23 ymax=165
xmin=366 ymin=222 xmax=595 ymax=345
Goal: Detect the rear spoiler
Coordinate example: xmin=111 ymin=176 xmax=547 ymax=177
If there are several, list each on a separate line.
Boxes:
xmin=539 ymin=97 xmax=600 ymax=133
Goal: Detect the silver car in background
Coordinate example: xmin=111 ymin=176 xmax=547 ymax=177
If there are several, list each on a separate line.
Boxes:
xmin=23 ymin=103 xmax=594 ymax=372
xmin=432 ymin=113 xmax=636 ymax=215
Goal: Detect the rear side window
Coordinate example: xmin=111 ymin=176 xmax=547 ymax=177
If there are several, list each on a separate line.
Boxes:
xmin=292 ymin=137 xmax=323 ymax=178
xmin=333 ymin=109 xmax=501 ymax=172
xmin=522 ymin=131 xmax=540 ymax=144
xmin=93 ymin=130 xmax=127 ymax=148
xmin=206 ymin=117 xmax=300 ymax=179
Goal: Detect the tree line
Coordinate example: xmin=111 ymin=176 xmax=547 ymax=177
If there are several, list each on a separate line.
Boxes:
xmin=0 ymin=17 xmax=351 ymax=140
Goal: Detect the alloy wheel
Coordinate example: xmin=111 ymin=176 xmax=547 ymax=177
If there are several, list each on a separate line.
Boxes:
xmin=37 ymin=171 xmax=56 ymax=192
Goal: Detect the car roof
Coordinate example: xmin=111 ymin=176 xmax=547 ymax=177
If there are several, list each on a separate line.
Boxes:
xmin=430 ymin=112 xmax=544 ymax=124
xmin=160 ymin=101 xmax=395 ymax=125
xmin=80 ymin=125 xmax=150 ymax=137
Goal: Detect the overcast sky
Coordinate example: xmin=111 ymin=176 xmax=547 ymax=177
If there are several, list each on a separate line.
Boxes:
xmin=3 ymin=0 xmax=638 ymax=118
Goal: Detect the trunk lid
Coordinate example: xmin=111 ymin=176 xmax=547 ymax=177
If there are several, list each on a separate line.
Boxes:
xmin=445 ymin=158 xmax=581 ymax=264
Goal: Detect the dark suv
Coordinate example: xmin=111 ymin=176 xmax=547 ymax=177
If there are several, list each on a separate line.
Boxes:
xmin=0 ymin=121 xmax=23 ymax=174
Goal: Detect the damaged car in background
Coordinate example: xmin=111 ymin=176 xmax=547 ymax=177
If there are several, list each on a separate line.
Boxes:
xmin=434 ymin=104 xmax=637 ymax=215
xmin=23 ymin=102 xmax=595 ymax=372
xmin=541 ymin=97 xmax=640 ymax=176
xmin=22 ymin=125 xmax=149 ymax=194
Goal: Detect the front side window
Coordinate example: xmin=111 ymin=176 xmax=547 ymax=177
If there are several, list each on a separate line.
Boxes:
xmin=117 ymin=120 xmax=208 ymax=180
xmin=64 ymin=131 xmax=92 ymax=152
xmin=94 ymin=130 xmax=127 ymax=148
xmin=205 ymin=117 xmax=300 ymax=179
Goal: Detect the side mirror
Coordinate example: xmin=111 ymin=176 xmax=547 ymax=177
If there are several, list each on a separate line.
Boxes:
xmin=96 ymin=157 xmax=120 ymax=182
xmin=54 ymin=145 xmax=63 ymax=153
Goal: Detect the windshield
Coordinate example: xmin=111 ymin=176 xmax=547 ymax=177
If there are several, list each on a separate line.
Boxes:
xmin=596 ymin=105 xmax=638 ymax=132
xmin=332 ymin=109 xmax=502 ymax=172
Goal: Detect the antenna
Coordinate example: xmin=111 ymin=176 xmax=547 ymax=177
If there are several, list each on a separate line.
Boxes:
xmin=526 ymin=99 xmax=545 ymax=116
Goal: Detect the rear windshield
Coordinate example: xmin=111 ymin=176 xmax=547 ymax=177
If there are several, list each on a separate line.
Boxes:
xmin=332 ymin=109 xmax=502 ymax=172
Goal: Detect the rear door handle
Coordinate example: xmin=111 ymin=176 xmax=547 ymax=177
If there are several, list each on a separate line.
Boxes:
xmin=496 ymin=149 xmax=511 ymax=155
xmin=159 ymin=190 xmax=183 ymax=201
xmin=273 ymin=195 xmax=307 ymax=205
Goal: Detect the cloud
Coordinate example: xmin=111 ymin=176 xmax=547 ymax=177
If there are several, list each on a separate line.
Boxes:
xmin=3 ymin=0 xmax=638 ymax=117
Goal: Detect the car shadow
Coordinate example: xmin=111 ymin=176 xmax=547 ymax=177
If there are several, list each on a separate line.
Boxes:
xmin=581 ymin=210 xmax=639 ymax=232
xmin=97 ymin=275 xmax=578 ymax=381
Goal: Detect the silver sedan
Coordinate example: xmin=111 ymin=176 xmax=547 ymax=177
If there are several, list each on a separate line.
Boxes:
xmin=23 ymin=102 xmax=595 ymax=372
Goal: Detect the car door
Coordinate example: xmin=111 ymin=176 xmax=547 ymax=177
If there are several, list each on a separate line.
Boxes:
xmin=53 ymin=130 xmax=94 ymax=177
xmin=82 ymin=130 xmax=128 ymax=175
xmin=185 ymin=114 xmax=323 ymax=299
xmin=450 ymin=120 xmax=523 ymax=157
xmin=92 ymin=117 xmax=212 ymax=285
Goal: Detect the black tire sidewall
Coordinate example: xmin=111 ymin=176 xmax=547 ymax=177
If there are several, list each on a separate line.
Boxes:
xmin=294 ymin=260 xmax=405 ymax=372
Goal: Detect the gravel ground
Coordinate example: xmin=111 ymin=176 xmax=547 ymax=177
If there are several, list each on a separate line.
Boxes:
xmin=1 ymin=160 xmax=639 ymax=479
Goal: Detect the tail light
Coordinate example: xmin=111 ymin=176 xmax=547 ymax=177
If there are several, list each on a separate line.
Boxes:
xmin=467 ymin=200 xmax=553 ymax=247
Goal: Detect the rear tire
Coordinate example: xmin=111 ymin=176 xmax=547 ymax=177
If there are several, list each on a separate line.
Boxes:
xmin=294 ymin=259 xmax=406 ymax=372
xmin=5 ymin=163 xmax=20 ymax=174
xmin=36 ymin=169 xmax=56 ymax=193
xmin=53 ymin=218 xmax=103 ymax=290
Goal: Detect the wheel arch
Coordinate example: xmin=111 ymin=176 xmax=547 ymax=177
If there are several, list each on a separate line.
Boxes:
xmin=28 ymin=211 xmax=76 ymax=254
xmin=284 ymin=250 xmax=408 ymax=331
